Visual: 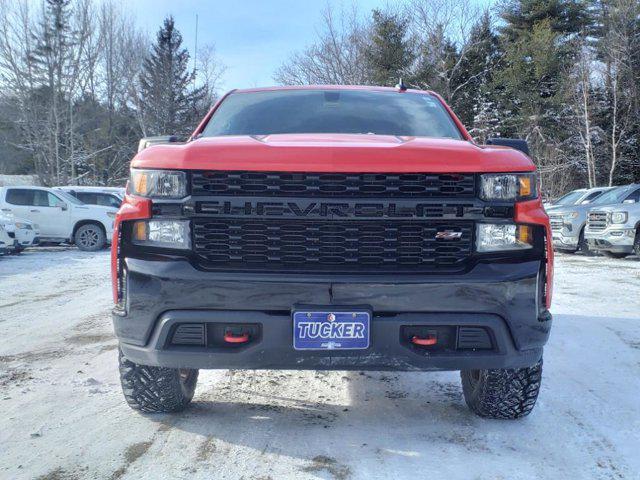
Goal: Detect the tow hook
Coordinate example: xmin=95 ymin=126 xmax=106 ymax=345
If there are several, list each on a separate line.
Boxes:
xmin=224 ymin=331 xmax=250 ymax=344
xmin=411 ymin=335 xmax=437 ymax=347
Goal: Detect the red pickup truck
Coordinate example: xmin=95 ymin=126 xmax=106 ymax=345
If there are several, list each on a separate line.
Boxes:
xmin=112 ymin=85 xmax=553 ymax=419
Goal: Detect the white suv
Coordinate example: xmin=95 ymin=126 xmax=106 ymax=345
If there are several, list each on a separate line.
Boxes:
xmin=0 ymin=214 xmax=40 ymax=253
xmin=0 ymin=186 xmax=116 ymax=251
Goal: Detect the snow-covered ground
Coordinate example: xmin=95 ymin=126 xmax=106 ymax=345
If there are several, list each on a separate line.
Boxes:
xmin=1 ymin=248 xmax=639 ymax=480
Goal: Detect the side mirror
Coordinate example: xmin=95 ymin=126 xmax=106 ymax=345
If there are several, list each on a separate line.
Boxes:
xmin=486 ymin=138 xmax=530 ymax=156
xmin=59 ymin=202 xmax=68 ymax=211
xmin=623 ymin=199 xmax=636 ymax=204
xmin=138 ymin=135 xmax=180 ymax=152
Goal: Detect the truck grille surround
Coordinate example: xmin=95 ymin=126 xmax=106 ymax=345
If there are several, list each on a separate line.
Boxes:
xmin=587 ymin=211 xmax=608 ymax=231
xmin=191 ymin=171 xmax=476 ymax=198
xmin=187 ymin=171 xmax=479 ymax=274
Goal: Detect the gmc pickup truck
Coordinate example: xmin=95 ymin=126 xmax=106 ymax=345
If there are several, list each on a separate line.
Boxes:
xmin=112 ymin=85 xmax=553 ymax=419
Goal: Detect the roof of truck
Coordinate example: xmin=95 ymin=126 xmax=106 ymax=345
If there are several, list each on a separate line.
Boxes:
xmin=231 ymin=85 xmax=435 ymax=95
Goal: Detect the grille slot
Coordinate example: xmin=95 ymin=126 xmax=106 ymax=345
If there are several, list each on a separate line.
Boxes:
xmin=587 ymin=211 xmax=608 ymax=231
xmin=193 ymin=219 xmax=474 ymax=273
xmin=549 ymin=215 xmax=563 ymax=232
xmin=191 ymin=171 xmax=476 ymax=198
xmin=171 ymin=324 xmax=206 ymax=346
xmin=457 ymin=327 xmax=493 ymax=350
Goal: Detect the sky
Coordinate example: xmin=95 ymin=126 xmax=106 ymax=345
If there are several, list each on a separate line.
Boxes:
xmin=129 ymin=0 xmax=494 ymax=93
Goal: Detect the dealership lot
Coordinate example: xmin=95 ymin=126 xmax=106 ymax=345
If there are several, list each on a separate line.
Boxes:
xmin=1 ymin=249 xmax=639 ymax=480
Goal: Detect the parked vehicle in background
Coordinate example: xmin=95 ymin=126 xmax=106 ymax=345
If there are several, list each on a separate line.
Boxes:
xmin=548 ymin=186 xmax=620 ymax=253
xmin=0 ymin=224 xmax=11 ymax=255
xmin=586 ymin=184 xmax=640 ymax=258
xmin=55 ymin=186 xmax=125 ymax=209
xmin=0 ymin=214 xmax=39 ymax=253
xmin=112 ymin=85 xmax=553 ymax=419
xmin=0 ymin=186 xmax=117 ymax=251
xmin=544 ymin=187 xmax=613 ymax=212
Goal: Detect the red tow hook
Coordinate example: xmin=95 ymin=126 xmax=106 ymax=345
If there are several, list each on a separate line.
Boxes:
xmin=411 ymin=335 xmax=437 ymax=346
xmin=224 ymin=332 xmax=250 ymax=344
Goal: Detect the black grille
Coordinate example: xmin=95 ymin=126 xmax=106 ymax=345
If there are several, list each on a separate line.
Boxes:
xmin=191 ymin=171 xmax=476 ymax=198
xmin=193 ymin=219 xmax=474 ymax=272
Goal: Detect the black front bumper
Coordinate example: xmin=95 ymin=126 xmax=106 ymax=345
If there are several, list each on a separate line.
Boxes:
xmin=113 ymin=257 xmax=551 ymax=371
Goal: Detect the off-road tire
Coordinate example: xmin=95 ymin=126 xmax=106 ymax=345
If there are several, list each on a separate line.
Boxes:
xmin=118 ymin=350 xmax=199 ymax=413
xmin=602 ymin=251 xmax=628 ymax=259
xmin=74 ymin=223 xmax=106 ymax=251
xmin=461 ymin=359 xmax=542 ymax=419
xmin=633 ymin=230 xmax=640 ymax=257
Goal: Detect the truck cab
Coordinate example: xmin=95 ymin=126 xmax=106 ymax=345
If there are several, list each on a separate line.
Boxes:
xmin=0 ymin=186 xmax=117 ymax=251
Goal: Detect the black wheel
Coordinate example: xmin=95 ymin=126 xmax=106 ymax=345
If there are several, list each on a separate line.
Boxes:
xmin=577 ymin=229 xmax=592 ymax=255
xmin=118 ymin=350 xmax=198 ymax=413
xmin=74 ymin=223 xmax=106 ymax=251
xmin=11 ymin=245 xmax=24 ymax=255
xmin=633 ymin=230 xmax=640 ymax=257
xmin=602 ymin=251 xmax=628 ymax=259
xmin=461 ymin=359 xmax=542 ymax=419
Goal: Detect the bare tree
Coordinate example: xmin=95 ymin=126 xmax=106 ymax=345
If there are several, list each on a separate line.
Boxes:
xmin=569 ymin=40 xmax=599 ymax=187
xmin=408 ymin=0 xmax=481 ymax=102
xmin=599 ymin=0 xmax=638 ymax=186
xmin=195 ymin=44 xmax=226 ymax=107
xmin=274 ymin=5 xmax=372 ymax=85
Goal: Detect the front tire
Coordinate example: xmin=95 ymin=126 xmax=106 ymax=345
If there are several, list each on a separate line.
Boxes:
xmin=577 ymin=229 xmax=592 ymax=255
xmin=461 ymin=359 xmax=542 ymax=419
xmin=118 ymin=350 xmax=199 ymax=413
xmin=74 ymin=223 xmax=106 ymax=251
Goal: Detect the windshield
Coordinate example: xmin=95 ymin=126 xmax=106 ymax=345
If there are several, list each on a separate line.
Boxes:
xmin=201 ymin=89 xmax=463 ymax=139
xmin=592 ymin=185 xmax=634 ymax=205
xmin=55 ymin=190 xmax=84 ymax=205
xmin=553 ymin=190 xmax=584 ymax=206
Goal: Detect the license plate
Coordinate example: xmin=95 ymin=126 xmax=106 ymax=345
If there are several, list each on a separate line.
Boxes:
xmin=293 ymin=310 xmax=370 ymax=350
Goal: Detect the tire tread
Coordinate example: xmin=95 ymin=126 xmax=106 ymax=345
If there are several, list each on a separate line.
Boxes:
xmin=461 ymin=360 xmax=542 ymax=419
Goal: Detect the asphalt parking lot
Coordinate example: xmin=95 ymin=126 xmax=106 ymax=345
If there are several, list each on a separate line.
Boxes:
xmin=1 ymin=248 xmax=639 ymax=480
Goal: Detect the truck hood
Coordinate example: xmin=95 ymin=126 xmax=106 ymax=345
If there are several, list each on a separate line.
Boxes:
xmin=589 ymin=205 xmax=634 ymax=213
xmin=132 ymin=134 xmax=535 ymax=173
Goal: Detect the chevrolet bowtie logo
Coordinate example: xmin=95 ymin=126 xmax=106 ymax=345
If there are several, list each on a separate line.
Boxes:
xmin=435 ymin=230 xmax=463 ymax=240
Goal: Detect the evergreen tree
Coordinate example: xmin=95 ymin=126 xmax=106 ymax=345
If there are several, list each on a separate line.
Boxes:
xmin=449 ymin=12 xmax=502 ymax=131
xmin=494 ymin=0 xmax=589 ymax=139
xmin=139 ymin=16 xmax=204 ymax=136
xmin=363 ymin=10 xmax=414 ymax=86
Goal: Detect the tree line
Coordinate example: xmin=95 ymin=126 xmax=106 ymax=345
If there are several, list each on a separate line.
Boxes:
xmin=0 ymin=0 xmax=222 ymax=186
xmin=276 ymin=0 xmax=640 ymax=197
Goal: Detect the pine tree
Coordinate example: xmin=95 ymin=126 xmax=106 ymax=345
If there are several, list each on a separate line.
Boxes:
xmin=494 ymin=0 xmax=589 ymax=140
xmin=139 ymin=16 xmax=204 ymax=136
xmin=449 ymin=12 xmax=502 ymax=130
xmin=29 ymin=0 xmax=76 ymax=184
xmin=363 ymin=10 xmax=414 ymax=86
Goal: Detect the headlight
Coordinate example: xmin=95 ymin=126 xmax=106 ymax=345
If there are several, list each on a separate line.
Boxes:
xmin=15 ymin=222 xmax=32 ymax=229
xmin=479 ymin=173 xmax=537 ymax=201
xmin=563 ymin=212 xmax=579 ymax=220
xmin=129 ymin=169 xmax=187 ymax=198
xmin=132 ymin=220 xmax=191 ymax=249
xmin=611 ymin=212 xmax=627 ymax=224
xmin=107 ymin=211 xmax=116 ymax=218
xmin=477 ymin=223 xmax=533 ymax=252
